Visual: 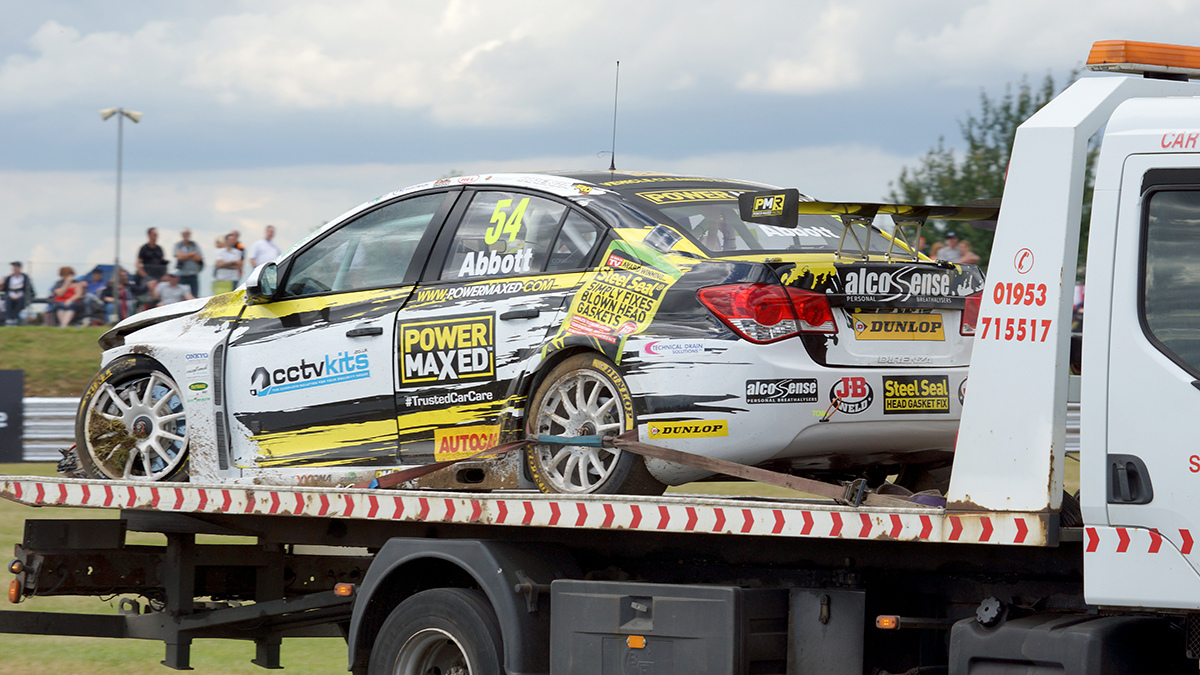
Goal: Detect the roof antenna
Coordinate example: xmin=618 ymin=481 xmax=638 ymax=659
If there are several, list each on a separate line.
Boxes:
xmin=608 ymin=61 xmax=619 ymax=172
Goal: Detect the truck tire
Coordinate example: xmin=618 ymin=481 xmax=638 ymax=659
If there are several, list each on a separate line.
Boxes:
xmin=368 ymin=588 xmax=503 ymax=675
xmin=525 ymin=354 xmax=665 ymax=495
xmin=75 ymin=355 xmax=189 ymax=481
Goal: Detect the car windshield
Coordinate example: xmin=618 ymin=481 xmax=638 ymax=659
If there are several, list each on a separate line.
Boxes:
xmin=653 ymin=202 xmax=902 ymax=256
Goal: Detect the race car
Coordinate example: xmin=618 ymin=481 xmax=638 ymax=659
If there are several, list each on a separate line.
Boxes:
xmin=71 ymin=171 xmax=988 ymax=495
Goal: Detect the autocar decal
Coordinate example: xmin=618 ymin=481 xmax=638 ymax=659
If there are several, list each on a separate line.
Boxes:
xmin=434 ymin=424 xmax=501 ymax=460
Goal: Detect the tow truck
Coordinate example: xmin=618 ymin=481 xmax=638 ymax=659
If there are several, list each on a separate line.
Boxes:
xmin=5 ymin=39 xmax=1200 ymax=674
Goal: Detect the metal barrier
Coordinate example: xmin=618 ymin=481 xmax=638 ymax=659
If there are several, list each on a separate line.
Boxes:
xmin=17 ymin=398 xmax=1084 ymax=465
xmin=23 ymin=397 xmax=76 ymax=462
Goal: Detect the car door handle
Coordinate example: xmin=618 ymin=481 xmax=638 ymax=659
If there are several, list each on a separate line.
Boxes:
xmin=500 ymin=308 xmax=540 ymax=320
xmin=346 ymin=326 xmax=383 ymax=337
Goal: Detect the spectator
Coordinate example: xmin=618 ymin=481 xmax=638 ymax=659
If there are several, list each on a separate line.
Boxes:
xmin=248 ymin=225 xmax=281 ymax=269
xmin=2 ymin=261 xmax=34 ymax=325
xmin=155 ymin=272 xmax=195 ymax=306
xmin=956 ymin=239 xmax=980 ymax=265
xmin=933 ymin=232 xmax=962 ymax=262
xmin=110 ymin=269 xmax=137 ymax=320
xmin=174 ymin=228 xmax=204 ymax=297
xmin=50 ymin=266 xmax=86 ymax=327
xmin=83 ymin=269 xmax=113 ymax=326
xmin=212 ymin=232 xmax=245 ymax=294
xmin=137 ymin=227 xmax=169 ymax=282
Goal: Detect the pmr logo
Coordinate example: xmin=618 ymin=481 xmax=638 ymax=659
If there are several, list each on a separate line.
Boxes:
xmin=830 ymin=377 xmax=873 ymax=414
xmin=752 ymin=194 xmax=786 ymax=217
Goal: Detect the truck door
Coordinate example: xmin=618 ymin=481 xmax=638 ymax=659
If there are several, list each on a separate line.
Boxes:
xmin=1104 ymin=159 xmax=1200 ymax=554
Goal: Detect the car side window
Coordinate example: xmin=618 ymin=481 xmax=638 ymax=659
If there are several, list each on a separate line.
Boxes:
xmin=546 ymin=211 xmax=602 ymax=272
xmin=441 ymin=191 xmax=566 ymax=280
xmin=1142 ymin=189 xmax=1200 ymax=375
xmin=282 ymin=193 xmax=444 ymax=297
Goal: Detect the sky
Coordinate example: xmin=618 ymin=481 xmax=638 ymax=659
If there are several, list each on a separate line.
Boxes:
xmin=2 ymin=0 xmax=1199 ymax=296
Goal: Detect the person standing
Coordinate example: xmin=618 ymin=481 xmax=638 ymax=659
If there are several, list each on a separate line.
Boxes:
xmin=248 ymin=225 xmax=281 ymax=269
xmin=1 ymin=262 xmax=34 ymax=325
xmin=212 ymin=232 xmax=244 ymax=295
xmin=174 ymin=228 xmax=204 ymax=297
xmin=137 ymin=227 xmax=169 ymax=282
xmin=933 ymin=232 xmax=962 ymax=262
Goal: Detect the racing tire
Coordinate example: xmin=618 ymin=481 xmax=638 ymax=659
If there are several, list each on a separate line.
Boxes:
xmin=367 ymin=588 xmax=503 ymax=675
xmin=74 ymin=355 xmax=189 ymax=482
xmin=526 ymin=354 xmax=665 ymax=496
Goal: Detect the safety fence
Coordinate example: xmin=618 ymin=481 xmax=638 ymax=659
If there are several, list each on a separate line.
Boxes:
xmin=18 ymin=398 xmax=1085 ymax=465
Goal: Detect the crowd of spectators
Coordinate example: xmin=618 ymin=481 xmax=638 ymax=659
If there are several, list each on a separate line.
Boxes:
xmin=2 ymin=224 xmax=281 ymax=327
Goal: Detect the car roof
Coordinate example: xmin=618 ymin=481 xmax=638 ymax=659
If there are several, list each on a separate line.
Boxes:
xmin=543 ymin=170 xmax=780 ymax=199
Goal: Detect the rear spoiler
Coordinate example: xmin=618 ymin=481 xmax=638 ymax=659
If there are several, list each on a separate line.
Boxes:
xmin=737 ymin=190 xmax=1000 ymax=262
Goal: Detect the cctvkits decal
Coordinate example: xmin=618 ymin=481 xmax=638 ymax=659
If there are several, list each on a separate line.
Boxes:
xmin=251 ymin=350 xmax=371 ymax=397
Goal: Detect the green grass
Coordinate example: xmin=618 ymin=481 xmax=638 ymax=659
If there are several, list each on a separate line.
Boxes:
xmin=0 ymin=463 xmax=347 ymax=674
xmin=0 ymin=326 xmax=106 ymax=397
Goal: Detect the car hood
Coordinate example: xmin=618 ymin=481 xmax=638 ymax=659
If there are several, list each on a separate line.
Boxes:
xmin=98 ymin=296 xmax=211 ymax=350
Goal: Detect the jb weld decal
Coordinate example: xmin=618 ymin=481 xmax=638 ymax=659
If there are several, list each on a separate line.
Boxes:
xmin=399 ymin=314 xmax=495 ymax=386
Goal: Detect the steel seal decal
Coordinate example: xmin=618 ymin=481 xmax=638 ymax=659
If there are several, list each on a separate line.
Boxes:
xmin=399 ymin=313 xmax=495 ymax=387
xmin=746 ymin=378 xmax=818 ymax=404
xmin=647 ymin=420 xmax=729 ymax=439
xmin=883 ymin=376 xmax=951 ymax=415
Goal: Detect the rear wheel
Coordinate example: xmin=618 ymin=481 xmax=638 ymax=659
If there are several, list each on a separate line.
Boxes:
xmin=525 ymin=354 xmax=664 ymax=495
xmin=368 ymin=588 xmax=503 ymax=675
xmin=74 ymin=355 xmax=189 ymax=481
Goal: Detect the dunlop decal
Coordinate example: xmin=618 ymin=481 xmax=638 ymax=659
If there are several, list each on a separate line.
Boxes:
xmin=399 ymin=314 xmax=495 ymax=387
xmin=592 ymin=358 xmax=635 ymax=431
xmin=884 ymin=376 xmax=951 ymax=415
xmin=647 ymin=420 xmax=729 ymax=439
xmin=435 ymin=424 xmax=500 ymax=460
xmin=852 ymin=315 xmax=945 ymax=341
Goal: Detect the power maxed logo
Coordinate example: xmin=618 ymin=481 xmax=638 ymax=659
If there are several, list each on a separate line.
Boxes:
xmin=251 ymin=351 xmax=370 ymax=397
xmin=399 ymin=314 xmax=495 ymax=386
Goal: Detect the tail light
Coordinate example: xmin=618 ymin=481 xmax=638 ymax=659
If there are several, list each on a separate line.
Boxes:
xmin=960 ymin=291 xmax=983 ymax=336
xmin=697 ymin=283 xmax=836 ymax=344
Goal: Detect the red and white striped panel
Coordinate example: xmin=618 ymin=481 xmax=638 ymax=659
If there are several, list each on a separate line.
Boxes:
xmin=1085 ymin=526 xmax=1195 ymax=555
xmin=0 ymin=478 xmax=1051 ymax=546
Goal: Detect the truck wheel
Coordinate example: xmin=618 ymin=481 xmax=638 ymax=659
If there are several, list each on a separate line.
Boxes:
xmin=525 ymin=354 xmax=665 ymax=495
xmin=75 ymin=355 xmax=189 ymax=481
xmin=368 ymin=588 xmax=503 ymax=675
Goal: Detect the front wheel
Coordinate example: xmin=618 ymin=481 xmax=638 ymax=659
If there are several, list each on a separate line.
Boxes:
xmin=368 ymin=588 xmax=503 ymax=675
xmin=74 ymin=355 xmax=189 ymax=481
xmin=525 ymin=354 xmax=665 ymax=495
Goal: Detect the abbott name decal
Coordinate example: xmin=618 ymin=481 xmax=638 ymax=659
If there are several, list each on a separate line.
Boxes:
xmin=400 ymin=314 xmax=495 ymax=386
xmin=647 ymin=420 xmax=729 ymax=439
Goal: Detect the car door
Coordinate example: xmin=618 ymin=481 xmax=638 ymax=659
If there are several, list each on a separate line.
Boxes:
xmin=394 ymin=189 xmax=606 ymax=463
xmin=224 ymin=190 xmax=458 ymax=477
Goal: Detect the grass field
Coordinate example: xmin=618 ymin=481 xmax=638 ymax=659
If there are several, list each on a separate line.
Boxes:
xmin=0 ymin=326 xmax=106 ymax=397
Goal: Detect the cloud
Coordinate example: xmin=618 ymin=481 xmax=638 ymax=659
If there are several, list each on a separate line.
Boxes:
xmin=0 ymin=142 xmax=915 ymax=293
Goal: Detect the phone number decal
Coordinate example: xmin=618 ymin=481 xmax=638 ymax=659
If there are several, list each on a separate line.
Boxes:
xmin=993 ymin=282 xmax=1047 ymax=307
xmin=979 ymin=317 xmax=1052 ymax=342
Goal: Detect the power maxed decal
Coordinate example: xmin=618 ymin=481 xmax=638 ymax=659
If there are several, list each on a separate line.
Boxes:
xmin=883 ymin=375 xmax=951 ymax=414
xmin=399 ymin=314 xmax=495 ymax=386
xmin=251 ymin=351 xmax=371 ymax=397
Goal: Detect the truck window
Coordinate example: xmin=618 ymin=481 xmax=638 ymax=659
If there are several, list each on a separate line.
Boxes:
xmin=1142 ymin=188 xmax=1200 ymax=375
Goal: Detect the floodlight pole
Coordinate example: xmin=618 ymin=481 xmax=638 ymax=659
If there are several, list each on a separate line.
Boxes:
xmin=101 ymin=107 xmax=141 ymax=321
